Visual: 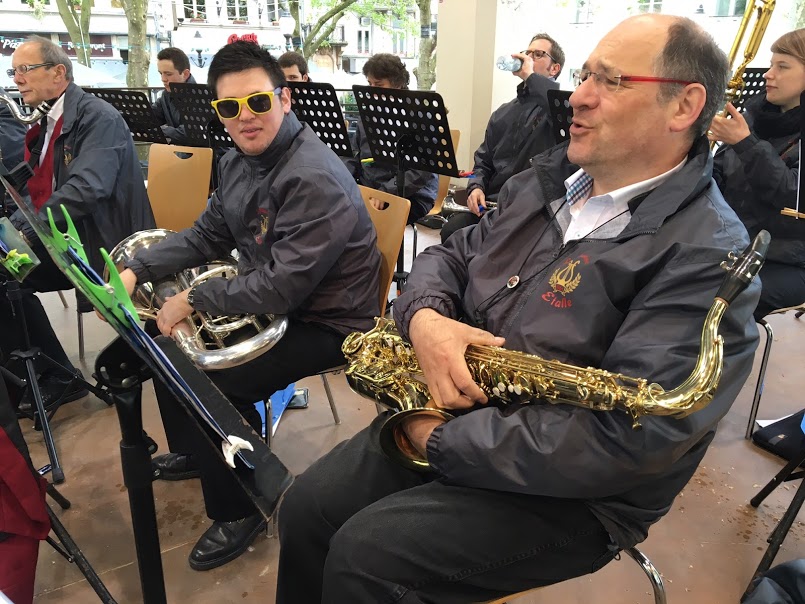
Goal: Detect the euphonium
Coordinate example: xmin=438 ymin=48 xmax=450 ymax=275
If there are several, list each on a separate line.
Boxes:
xmin=343 ymin=232 xmax=770 ymax=471
xmin=0 ymin=87 xmax=54 ymax=125
xmin=107 ymin=229 xmax=288 ymax=371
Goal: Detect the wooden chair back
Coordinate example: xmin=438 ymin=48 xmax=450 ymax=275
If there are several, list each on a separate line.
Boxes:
xmin=147 ymin=144 xmax=213 ymax=231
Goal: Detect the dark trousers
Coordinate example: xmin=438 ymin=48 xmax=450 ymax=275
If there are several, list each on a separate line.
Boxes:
xmin=754 ymin=260 xmax=805 ymax=321
xmin=440 ymin=212 xmax=480 ymax=244
xmin=152 ymin=319 xmax=347 ymax=521
xmin=277 ymin=416 xmax=615 ymax=604
xmin=0 ymin=244 xmax=75 ymax=372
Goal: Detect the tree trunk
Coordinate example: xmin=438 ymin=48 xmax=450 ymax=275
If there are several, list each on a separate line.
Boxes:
xmin=299 ymin=0 xmax=359 ymax=59
xmin=121 ymin=0 xmax=149 ymax=87
xmin=413 ymin=0 xmax=436 ymax=90
xmin=53 ymin=0 xmax=92 ymax=66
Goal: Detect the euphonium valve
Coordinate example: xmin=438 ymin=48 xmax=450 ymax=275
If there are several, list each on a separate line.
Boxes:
xmin=107 ymin=229 xmax=288 ymax=371
xmin=344 ymin=232 xmax=770 ymax=471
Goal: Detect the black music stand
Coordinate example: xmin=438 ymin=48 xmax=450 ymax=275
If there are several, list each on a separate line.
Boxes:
xmin=82 ymin=89 xmax=167 ymax=144
xmin=169 ymin=83 xmax=233 ymax=148
xmin=287 ymin=82 xmax=353 ymax=158
xmin=732 ymin=68 xmax=766 ymax=113
xmin=547 ymin=89 xmax=573 ymax=144
xmin=352 ymin=85 xmax=459 ymax=290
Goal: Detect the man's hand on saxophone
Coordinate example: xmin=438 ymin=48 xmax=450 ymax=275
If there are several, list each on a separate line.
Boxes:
xmin=407 ymin=308 xmax=505 ymax=409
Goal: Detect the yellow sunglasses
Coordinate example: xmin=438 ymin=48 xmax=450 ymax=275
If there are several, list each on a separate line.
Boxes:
xmin=211 ymin=88 xmax=282 ymax=119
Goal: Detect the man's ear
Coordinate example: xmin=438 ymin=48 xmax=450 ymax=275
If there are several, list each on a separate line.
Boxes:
xmin=281 ymin=87 xmax=292 ymax=114
xmin=181 ymin=69 xmax=191 ymax=81
xmin=669 ymin=83 xmax=707 ymax=135
xmin=549 ymin=63 xmax=561 ymax=79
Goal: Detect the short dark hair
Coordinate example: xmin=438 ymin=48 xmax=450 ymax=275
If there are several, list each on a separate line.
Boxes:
xmin=530 ymin=33 xmax=566 ymax=77
xmin=157 ymin=47 xmax=190 ymax=73
xmin=278 ymin=51 xmax=309 ymax=76
xmin=208 ymin=41 xmax=287 ymax=96
xmin=363 ymin=53 xmax=410 ymax=89
xmin=654 ymin=17 xmax=729 ymax=139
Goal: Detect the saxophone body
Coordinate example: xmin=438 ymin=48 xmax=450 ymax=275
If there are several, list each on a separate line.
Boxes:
xmin=344 ymin=232 xmax=770 ymax=470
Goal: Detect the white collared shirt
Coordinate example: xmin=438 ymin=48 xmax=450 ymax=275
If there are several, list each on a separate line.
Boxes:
xmin=561 ymin=158 xmax=687 ymax=244
xmin=39 ymin=93 xmax=65 ymax=168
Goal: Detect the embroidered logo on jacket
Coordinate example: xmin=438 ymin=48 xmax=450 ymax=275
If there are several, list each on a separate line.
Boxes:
xmin=542 ymin=255 xmax=588 ymax=309
xmin=254 ymin=208 xmax=270 ymax=245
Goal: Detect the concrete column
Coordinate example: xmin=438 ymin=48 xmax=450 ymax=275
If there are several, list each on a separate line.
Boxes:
xmin=434 ymin=0 xmax=499 ymax=171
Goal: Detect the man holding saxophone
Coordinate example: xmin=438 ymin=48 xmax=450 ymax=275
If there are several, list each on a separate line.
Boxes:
xmin=277 ymin=15 xmax=761 ymax=603
xmin=118 ymin=42 xmax=381 ymax=571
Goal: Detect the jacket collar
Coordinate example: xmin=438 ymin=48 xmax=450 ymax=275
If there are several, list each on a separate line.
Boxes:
xmin=240 ymin=110 xmax=303 ymax=168
xmin=59 ymin=81 xmax=82 ymax=137
xmin=534 ymin=135 xmax=714 ymax=240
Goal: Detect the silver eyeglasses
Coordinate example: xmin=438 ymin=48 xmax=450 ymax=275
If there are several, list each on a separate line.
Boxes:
xmin=6 ymin=63 xmax=55 ymax=78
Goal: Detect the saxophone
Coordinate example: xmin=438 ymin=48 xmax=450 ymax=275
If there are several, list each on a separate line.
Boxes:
xmin=343 ymin=232 xmax=770 ymax=471
xmin=0 ymin=87 xmax=53 ymax=125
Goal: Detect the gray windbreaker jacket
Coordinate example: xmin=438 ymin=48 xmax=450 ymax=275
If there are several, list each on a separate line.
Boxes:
xmin=11 ymin=82 xmax=155 ymax=275
xmin=128 ymin=112 xmax=381 ymax=335
xmin=394 ymin=137 xmax=760 ymax=548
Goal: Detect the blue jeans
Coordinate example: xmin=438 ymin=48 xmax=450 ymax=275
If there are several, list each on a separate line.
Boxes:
xmin=277 ymin=415 xmax=614 ymax=604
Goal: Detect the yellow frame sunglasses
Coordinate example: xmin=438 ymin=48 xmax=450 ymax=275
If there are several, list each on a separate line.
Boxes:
xmin=211 ymin=88 xmax=282 ymax=119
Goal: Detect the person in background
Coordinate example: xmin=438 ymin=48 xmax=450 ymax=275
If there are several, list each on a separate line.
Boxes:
xmin=344 ymin=53 xmax=438 ymax=225
xmin=441 ymin=33 xmax=565 ymax=243
xmin=153 ymin=47 xmax=196 ymax=146
xmin=710 ymin=28 xmax=805 ymax=320
xmin=278 ymin=51 xmax=311 ymax=82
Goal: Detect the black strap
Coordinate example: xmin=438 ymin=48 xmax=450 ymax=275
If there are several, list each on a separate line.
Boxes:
xmin=25 ymin=116 xmax=49 ymax=171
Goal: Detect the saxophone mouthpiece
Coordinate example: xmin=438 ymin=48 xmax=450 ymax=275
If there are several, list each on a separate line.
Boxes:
xmin=716 ymin=229 xmax=770 ymax=305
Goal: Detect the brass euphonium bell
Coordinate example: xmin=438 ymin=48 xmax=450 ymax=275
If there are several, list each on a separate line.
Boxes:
xmin=107 ymin=229 xmax=288 ymax=371
xmin=344 ymin=232 xmax=770 ymax=471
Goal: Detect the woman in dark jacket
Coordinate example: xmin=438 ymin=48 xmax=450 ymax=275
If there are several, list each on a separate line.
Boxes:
xmin=711 ymin=28 xmax=805 ymax=320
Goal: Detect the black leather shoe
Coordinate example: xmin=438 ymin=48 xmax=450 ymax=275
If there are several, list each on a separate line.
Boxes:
xmin=151 ymin=453 xmax=199 ymax=481
xmin=189 ymin=514 xmax=266 ymax=571
xmin=17 ymin=373 xmax=89 ymax=415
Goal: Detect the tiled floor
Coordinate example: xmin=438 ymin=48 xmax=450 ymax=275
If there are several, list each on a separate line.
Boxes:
xmin=19 ymin=225 xmax=805 ymax=603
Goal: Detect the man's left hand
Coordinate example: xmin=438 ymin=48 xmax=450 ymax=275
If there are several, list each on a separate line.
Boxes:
xmin=156 ymin=289 xmax=194 ymax=337
xmin=707 ymin=102 xmax=751 ymax=146
xmin=512 ymin=52 xmax=533 ymax=81
xmin=401 ymin=415 xmax=446 ymax=459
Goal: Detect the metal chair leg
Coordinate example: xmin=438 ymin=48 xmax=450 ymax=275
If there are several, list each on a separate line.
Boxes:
xmin=746 ymin=319 xmax=773 ymax=439
xmin=57 ymin=291 xmax=69 ymax=308
xmin=77 ymin=311 xmax=85 ymax=360
xmin=624 ymin=547 xmax=666 ymax=604
xmin=320 ymin=373 xmax=341 ymax=425
xmin=412 ymin=223 xmax=418 ymax=260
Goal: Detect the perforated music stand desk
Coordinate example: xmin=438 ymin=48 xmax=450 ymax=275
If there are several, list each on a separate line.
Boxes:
xmin=288 ymin=81 xmax=353 ymax=158
xmin=83 ymin=88 xmax=167 ymax=144
xmin=547 ymin=89 xmax=573 ymax=144
xmin=733 ymin=68 xmax=766 ymax=113
xmin=169 ymin=82 xmax=234 ymax=148
xmin=352 ymin=85 xmax=459 ymax=287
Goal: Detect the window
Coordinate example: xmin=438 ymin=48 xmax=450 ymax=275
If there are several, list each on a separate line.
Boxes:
xmin=573 ymin=0 xmax=593 ymax=23
xmin=637 ymin=0 xmax=662 ymax=13
xmin=357 ymin=29 xmax=370 ymax=54
xmin=392 ymin=31 xmax=406 ymax=55
xmin=183 ymin=0 xmax=206 ymax=20
xmin=360 ymin=16 xmax=372 ymax=26
xmin=715 ymin=0 xmax=746 ymax=16
xmin=330 ymin=25 xmax=345 ymax=44
xmin=227 ymin=0 xmax=247 ymax=20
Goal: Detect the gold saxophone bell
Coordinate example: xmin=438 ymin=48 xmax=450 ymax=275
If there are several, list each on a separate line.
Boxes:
xmin=107 ymin=229 xmax=288 ymax=371
xmin=344 ymin=232 xmax=770 ymax=471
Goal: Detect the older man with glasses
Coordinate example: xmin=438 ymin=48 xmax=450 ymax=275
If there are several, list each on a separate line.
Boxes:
xmin=117 ymin=41 xmax=381 ymax=571
xmin=440 ymin=33 xmax=566 ymax=242
xmin=0 ymin=36 xmax=153 ymax=412
xmin=276 ymin=15 xmax=760 ymax=603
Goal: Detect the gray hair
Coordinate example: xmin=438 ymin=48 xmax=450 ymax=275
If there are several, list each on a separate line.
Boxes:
xmin=25 ymin=35 xmax=73 ymax=82
xmin=653 ymin=18 xmax=728 ymax=139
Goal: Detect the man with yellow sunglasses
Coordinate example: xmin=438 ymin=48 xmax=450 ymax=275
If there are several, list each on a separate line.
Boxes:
xmin=118 ymin=41 xmax=382 ymax=571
